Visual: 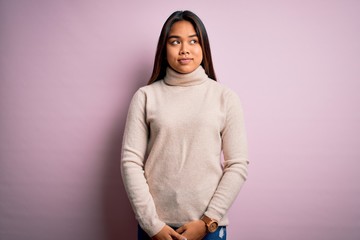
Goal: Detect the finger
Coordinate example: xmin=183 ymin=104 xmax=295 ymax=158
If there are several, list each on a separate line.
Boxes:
xmin=175 ymin=225 xmax=185 ymax=234
xmin=171 ymin=229 xmax=187 ymax=240
xmin=174 ymin=235 xmax=187 ymax=240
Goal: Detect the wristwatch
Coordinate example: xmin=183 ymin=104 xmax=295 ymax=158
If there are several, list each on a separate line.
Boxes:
xmin=201 ymin=215 xmax=219 ymax=233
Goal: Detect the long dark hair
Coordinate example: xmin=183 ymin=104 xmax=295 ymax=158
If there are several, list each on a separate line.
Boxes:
xmin=147 ymin=10 xmax=217 ymax=85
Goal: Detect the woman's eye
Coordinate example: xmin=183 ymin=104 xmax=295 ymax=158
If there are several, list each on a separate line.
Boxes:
xmin=171 ymin=40 xmax=180 ymax=45
xmin=190 ymin=39 xmax=197 ymax=44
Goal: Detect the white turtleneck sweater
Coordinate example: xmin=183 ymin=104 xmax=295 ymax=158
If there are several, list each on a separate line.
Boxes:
xmin=121 ymin=66 xmax=248 ymax=237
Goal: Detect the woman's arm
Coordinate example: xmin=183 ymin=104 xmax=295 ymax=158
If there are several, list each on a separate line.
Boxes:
xmin=176 ymin=89 xmax=249 ymax=239
xmin=204 ymin=89 xmax=249 ymax=221
xmin=121 ymin=89 xmax=165 ymax=237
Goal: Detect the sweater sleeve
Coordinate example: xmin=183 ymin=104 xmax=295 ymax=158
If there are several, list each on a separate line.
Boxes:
xmin=120 ymin=89 xmax=165 ymax=237
xmin=204 ymin=89 xmax=249 ymax=221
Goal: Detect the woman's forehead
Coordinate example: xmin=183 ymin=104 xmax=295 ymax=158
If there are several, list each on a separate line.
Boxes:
xmin=169 ymin=21 xmax=196 ymax=36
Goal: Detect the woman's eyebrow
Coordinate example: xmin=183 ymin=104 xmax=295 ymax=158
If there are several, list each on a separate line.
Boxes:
xmin=168 ymin=34 xmax=198 ymax=39
xmin=168 ymin=35 xmax=180 ymax=39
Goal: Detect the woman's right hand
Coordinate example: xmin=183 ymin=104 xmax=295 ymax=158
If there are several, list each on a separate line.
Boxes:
xmin=151 ymin=225 xmax=187 ymax=240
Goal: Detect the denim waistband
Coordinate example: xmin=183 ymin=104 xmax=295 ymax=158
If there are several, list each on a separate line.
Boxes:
xmin=137 ymin=224 xmax=227 ymax=240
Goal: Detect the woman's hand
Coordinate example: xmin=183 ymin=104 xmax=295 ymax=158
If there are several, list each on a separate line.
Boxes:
xmin=176 ymin=220 xmax=207 ymax=240
xmin=151 ymin=225 xmax=187 ymax=240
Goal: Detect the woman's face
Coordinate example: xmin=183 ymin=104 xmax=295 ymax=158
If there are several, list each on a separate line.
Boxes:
xmin=166 ymin=20 xmax=203 ymax=74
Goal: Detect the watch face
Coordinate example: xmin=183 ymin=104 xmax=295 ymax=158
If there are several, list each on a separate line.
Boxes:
xmin=208 ymin=222 xmax=218 ymax=233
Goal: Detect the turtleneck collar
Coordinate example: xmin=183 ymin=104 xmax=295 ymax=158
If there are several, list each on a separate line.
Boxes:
xmin=164 ymin=66 xmax=208 ymax=87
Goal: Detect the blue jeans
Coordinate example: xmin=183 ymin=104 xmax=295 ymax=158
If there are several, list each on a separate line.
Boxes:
xmin=137 ymin=224 xmax=227 ymax=240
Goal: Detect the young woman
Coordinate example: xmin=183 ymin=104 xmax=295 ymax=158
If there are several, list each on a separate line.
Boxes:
xmin=121 ymin=10 xmax=249 ymax=240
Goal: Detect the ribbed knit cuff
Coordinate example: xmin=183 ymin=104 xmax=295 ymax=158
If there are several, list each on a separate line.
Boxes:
xmin=204 ymin=210 xmax=222 ymax=222
xmin=144 ymin=221 xmax=166 ymax=238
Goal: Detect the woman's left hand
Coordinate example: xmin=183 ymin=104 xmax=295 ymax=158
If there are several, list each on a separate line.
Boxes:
xmin=176 ymin=220 xmax=207 ymax=240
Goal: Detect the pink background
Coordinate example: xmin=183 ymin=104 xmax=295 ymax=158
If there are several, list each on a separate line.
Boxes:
xmin=1 ymin=0 xmax=359 ymax=239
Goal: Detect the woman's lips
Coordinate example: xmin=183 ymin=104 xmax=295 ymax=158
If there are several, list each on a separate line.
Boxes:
xmin=178 ymin=58 xmax=192 ymax=64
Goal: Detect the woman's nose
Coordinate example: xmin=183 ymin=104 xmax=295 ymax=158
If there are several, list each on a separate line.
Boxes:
xmin=179 ymin=44 xmax=189 ymax=55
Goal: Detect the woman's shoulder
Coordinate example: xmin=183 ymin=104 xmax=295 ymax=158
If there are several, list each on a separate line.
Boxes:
xmin=132 ymin=80 xmax=164 ymax=97
xmin=207 ymin=79 xmax=240 ymax=99
xmin=138 ymin=80 xmax=164 ymax=92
